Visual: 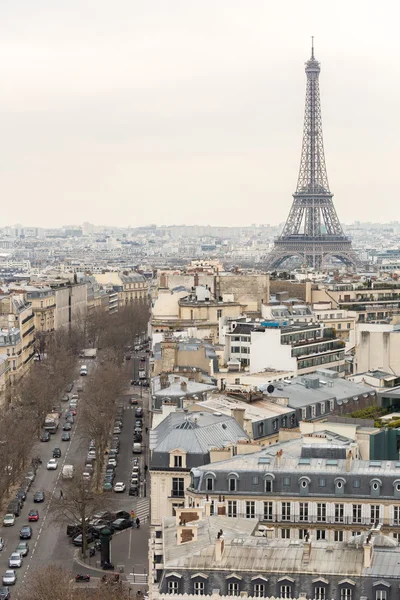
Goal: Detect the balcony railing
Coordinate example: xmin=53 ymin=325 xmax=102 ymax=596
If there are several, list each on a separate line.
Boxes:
xmin=21 ymin=312 xmax=34 ymax=325
xmin=225 ymin=513 xmax=396 ymax=527
xmin=170 ymin=489 xmax=185 ymax=498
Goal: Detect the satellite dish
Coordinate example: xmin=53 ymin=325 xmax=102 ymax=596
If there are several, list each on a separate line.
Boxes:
xmin=267 ymin=384 xmax=275 ymax=394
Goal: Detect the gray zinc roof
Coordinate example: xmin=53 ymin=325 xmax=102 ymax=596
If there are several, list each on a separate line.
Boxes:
xmin=150 ymin=412 xmax=249 ymax=454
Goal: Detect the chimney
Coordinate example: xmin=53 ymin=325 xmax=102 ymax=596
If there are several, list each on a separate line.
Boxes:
xmin=275 ymin=448 xmax=283 ymax=467
xmin=346 ymin=450 xmax=353 ymax=472
xmin=160 ymin=372 xmax=169 ymax=389
xmin=231 ymin=407 xmax=245 ymax=429
xmin=302 ymin=533 xmax=312 ymax=564
xmin=174 ymin=376 xmax=180 ymax=383
xmin=363 ymin=534 xmax=373 ymax=568
xmin=215 ymin=531 xmax=225 ymax=562
xmin=159 ymin=273 xmax=168 ymax=289
xmin=194 ymin=273 xmax=199 ymax=287
xmin=181 ymin=381 xmax=188 ymax=392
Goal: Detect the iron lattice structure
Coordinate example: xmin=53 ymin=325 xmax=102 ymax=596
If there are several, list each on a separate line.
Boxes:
xmin=264 ymin=43 xmax=361 ymax=270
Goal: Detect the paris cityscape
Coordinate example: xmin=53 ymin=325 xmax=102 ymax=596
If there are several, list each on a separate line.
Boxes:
xmin=0 ymin=2 xmax=399 ymax=600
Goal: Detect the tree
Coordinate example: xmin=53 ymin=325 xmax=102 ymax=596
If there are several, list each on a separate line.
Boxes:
xmin=17 ymin=565 xmax=72 ymax=600
xmin=49 ymin=466 xmax=108 ymax=558
xmin=17 ymin=564 xmax=131 ymax=600
xmin=80 ymin=363 xmax=125 ymax=491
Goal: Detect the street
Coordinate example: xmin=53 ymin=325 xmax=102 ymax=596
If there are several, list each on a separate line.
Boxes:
xmin=0 ymin=353 xmax=151 ymax=592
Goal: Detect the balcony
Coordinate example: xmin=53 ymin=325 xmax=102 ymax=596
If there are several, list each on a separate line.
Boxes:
xmin=21 ymin=312 xmax=34 ymax=325
xmin=34 ymin=304 xmax=56 ymax=312
xmin=170 ymin=489 xmax=185 ymax=498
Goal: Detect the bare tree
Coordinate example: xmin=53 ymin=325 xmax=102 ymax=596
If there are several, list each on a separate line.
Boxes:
xmin=17 ymin=565 xmax=73 ymax=600
xmin=80 ymin=363 xmax=125 ymax=491
xmin=49 ymin=466 xmax=109 ymax=558
xmin=18 ymin=564 xmax=131 ymax=600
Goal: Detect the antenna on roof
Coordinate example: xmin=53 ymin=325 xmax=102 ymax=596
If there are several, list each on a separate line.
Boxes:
xmin=311 ymin=36 xmax=315 ymax=60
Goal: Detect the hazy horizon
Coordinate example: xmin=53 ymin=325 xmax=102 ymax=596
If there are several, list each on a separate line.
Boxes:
xmin=1 ymin=1 xmax=399 ymax=229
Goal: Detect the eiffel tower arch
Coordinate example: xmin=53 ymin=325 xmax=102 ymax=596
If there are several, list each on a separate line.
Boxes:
xmin=264 ymin=42 xmax=362 ymax=271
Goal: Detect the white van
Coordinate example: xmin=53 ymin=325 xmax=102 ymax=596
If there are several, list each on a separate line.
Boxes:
xmin=80 ymin=365 xmax=88 ymax=376
xmin=62 ymin=465 xmax=74 ymax=479
xmin=132 ymin=443 xmax=142 ymax=454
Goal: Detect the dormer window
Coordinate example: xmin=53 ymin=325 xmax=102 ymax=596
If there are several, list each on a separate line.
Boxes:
xmin=174 ymin=455 xmax=182 ymax=468
xmin=334 ymin=477 xmax=346 ymax=496
xmin=228 ymin=472 xmax=239 ymax=492
xmin=205 ymin=472 xmax=216 ymax=492
xmin=370 ymin=478 xmax=382 ymax=498
xmin=264 ymin=473 xmax=275 ymax=493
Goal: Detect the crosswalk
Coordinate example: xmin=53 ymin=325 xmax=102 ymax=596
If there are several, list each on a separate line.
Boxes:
xmin=126 ymin=573 xmax=149 ymax=586
xmin=132 ymin=498 xmax=150 ymax=523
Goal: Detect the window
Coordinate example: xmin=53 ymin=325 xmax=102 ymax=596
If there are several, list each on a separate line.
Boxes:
xmin=252 ymin=476 xmax=259 ymax=485
xmin=258 ymin=422 xmax=264 ymax=437
xmin=168 ymin=581 xmax=179 ymax=594
xmin=172 ymin=477 xmax=184 ymax=498
xmin=317 ymin=503 xmax=326 ymax=523
xmin=340 ymin=588 xmax=352 ymax=600
xmin=206 ymin=478 xmax=214 ymax=492
xmin=316 ymin=529 xmax=326 ymax=540
xmin=352 ymin=504 xmax=362 ymax=524
xmin=210 ymin=500 xmax=215 ymax=516
xmin=246 ymin=501 xmax=255 ymax=519
xmin=298 ymin=529 xmax=308 ymax=540
xmin=314 ymin=587 xmax=326 ymax=600
xmin=253 ymin=584 xmax=265 ymax=598
xmin=265 ymin=479 xmax=273 ymax=493
xmin=347 ymin=323 xmax=351 ymax=329
xmin=217 ymin=309 xmax=222 ymax=319
xmin=337 ymin=323 xmax=342 ymax=330
xmin=299 ymin=502 xmax=309 ymax=522
xmin=394 ymin=506 xmax=400 ymax=525
xmin=282 ymin=502 xmax=291 ymax=521
xmin=174 ymin=455 xmax=182 ymax=468
xmin=353 ymin=479 xmax=360 ymax=489
xmin=370 ymin=505 xmax=380 ymax=523
xmin=280 ymin=585 xmax=292 ymax=599
xmin=281 ymin=528 xmax=290 ymax=539
xmin=335 ymin=504 xmax=344 ymax=523
xmin=264 ymin=502 xmax=273 ymax=521
xmin=302 ymin=408 xmax=307 ymax=420
xmin=228 ymin=500 xmax=237 ymax=518
xmin=194 ymin=582 xmax=204 ymax=596
xmin=319 ymin=478 xmax=326 ymax=488
xmin=329 ymin=399 xmax=335 ymax=412
xmin=375 ymin=591 xmax=387 ymax=600
xmin=228 ymin=478 xmax=237 ymax=492
xmin=311 ymin=405 xmax=316 ymax=418
xmin=334 ymin=530 xmax=344 ymax=542
xmin=283 ymin=476 xmax=291 ymax=486
xmin=227 ymin=583 xmax=239 ymax=596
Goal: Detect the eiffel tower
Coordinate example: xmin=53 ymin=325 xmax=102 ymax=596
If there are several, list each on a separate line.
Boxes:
xmin=264 ymin=41 xmax=361 ymax=270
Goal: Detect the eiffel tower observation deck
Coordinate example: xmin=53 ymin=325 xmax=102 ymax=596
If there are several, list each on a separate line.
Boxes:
xmin=264 ymin=42 xmax=361 ymax=270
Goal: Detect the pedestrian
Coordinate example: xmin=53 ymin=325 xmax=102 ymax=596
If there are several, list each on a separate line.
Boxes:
xmin=144 ymin=464 xmax=148 ymax=474
xmin=145 ymin=427 xmax=148 ymax=434
xmin=60 ymin=489 xmax=63 ymax=499
xmin=136 ymin=517 xmax=140 ymax=528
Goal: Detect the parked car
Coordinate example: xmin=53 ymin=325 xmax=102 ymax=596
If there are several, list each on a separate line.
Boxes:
xmin=8 ymin=553 xmax=22 ymax=568
xmin=0 ymin=584 xmax=10 ymax=598
xmin=130 ymin=397 xmax=138 ymax=405
xmin=72 ymin=532 xmax=96 ymax=547
xmin=33 ymin=491 xmax=45 ymax=503
xmin=66 ymin=383 xmax=74 ymax=393
xmin=107 ymin=458 xmax=117 ymax=468
xmin=0 ymin=538 xmax=4 ymax=551
xmin=25 ymin=470 xmax=35 ymax=482
xmin=15 ymin=489 xmax=26 ymax=503
xmin=129 ymin=484 xmax=139 ymax=496
xmin=3 ymin=515 xmax=15 ymax=527
xmin=40 ymin=432 xmax=50 ymax=442
xmin=61 ymin=394 xmax=70 ymax=402
xmin=53 ymin=448 xmax=61 ymax=458
xmin=7 ymin=501 xmax=20 ymax=517
xmin=103 ymin=482 xmax=112 ymax=492
xmin=19 ymin=526 xmax=32 ymax=540
xmin=15 ymin=541 xmax=29 ymax=557
xmin=111 ymin=518 xmax=131 ymax=531
xmin=135 ymin=408 xmax=143 ymax=418
xmin=2 ymin=571 xmax=16 ymax=586
xmin=28 ymin=510 xmax=39 ymax=522
xmin=113 ymin=427 xmax=121 ymax=435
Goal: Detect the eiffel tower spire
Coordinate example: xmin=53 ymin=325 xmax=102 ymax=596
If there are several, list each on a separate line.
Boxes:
xmin=264 ymin=43 xmax=361 ymax=270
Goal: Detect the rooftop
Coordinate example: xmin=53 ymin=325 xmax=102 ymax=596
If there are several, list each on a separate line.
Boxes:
xmin=192 ymin=393 xmax=294 ymax=422
xmin=150 ymin=411 xmax=249 ymax=454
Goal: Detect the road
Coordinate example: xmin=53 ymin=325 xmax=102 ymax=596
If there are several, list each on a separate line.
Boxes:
xmin=0 ymin=352 xmax=151 ymax=592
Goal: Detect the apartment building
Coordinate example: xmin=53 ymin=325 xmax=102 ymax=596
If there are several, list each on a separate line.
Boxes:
xmin=25 ymin=287 xmax=56 ymax=333
xmin=150 ymin=508 xmax=399 ymax=600
xmin=149 ymin=411 xmax=249 ymax=524
xmin=185 ymin=437 xmax=400 ymax=547
xmin=95 ymin=271 xmax=148 ymax=306
xmin=0 ymin=295 xmax=35 ymax=374
xmin=224 ymin=319 xmax=346 ymax=376
xmin=50 ymin=281 xmax=87 ymax=329
xmin=0 ymin=328 xmax=22 ymax=385
xmin=354 ymin=322 xmax=400 ymax=374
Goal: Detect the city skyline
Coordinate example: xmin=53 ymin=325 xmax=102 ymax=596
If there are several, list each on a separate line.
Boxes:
xmin=1 ymin=1 xmax=399 ymax=228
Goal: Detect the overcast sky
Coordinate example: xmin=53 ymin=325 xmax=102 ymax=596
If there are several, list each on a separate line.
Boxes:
xmin=1 ymin=1 xmax=399 ymax=228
